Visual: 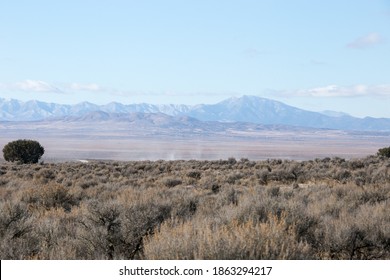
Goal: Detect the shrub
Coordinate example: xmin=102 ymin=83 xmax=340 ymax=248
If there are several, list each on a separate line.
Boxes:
xmin=78 ymin=201 xmax=171 ymax=259
xmin=22 ymin=184 xmax=77 ymax=212
xmin=0 ymin=202 xmax=37 ymax=259
xmin=143 ymin=213 xmax=312 ymax=260
xmin=3 ymin=139 xmax=45 ymax=164
xmin=163 ymin=178 xmax=182 ymax=188
xmin=377 ymin=146 xmax=390 ymax=158
xmin=186 ymin=170 xmax=201 ymax=180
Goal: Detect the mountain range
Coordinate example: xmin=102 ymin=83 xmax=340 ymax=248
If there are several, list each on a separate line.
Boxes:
xmin=1 ymin=95 xmax=390 ymax=131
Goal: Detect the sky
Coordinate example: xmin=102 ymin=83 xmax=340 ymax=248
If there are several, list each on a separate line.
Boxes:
xmin=0 ymin=0 xmax=389 ymax=117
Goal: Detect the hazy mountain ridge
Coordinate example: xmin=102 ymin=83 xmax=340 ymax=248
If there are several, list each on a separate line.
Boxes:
xmin=0 ymin=98 xmax=193 ymax=121
xmin=62 ymin=110 xmax=309 ymax=131
xmin=62 ymin=111 xmax=204 ymax=129
xmin=1 ymin=96 xmax=390 ymax=131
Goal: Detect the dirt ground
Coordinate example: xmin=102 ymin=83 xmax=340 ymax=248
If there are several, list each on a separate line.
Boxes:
xmin=1 ymin=128 xmax=388 ymax=161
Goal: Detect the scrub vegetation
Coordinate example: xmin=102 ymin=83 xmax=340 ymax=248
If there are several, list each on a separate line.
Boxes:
xmin=0 ymin=155 xmax=390 ymax=259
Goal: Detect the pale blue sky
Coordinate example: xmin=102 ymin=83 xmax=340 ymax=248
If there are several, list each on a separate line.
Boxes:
xmin=0 ymin=0 xmax=389 ymax=117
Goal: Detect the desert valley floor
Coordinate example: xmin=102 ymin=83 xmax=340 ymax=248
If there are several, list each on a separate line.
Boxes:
xmin=1 ymin=119 xmax=390 ymax=161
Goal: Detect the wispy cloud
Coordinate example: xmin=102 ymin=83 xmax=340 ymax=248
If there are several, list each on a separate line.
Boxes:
xmin=347 ymin=32 xmax=385 ymax=49
xmin=1 ymin=80 xmax=108 ymax=94
xmin=65 ymin=83 xmax=175 ymax=98
xmin=12 ymin=80 xmax=63 ymax=93
xmin=0 ymin=80 xmax=162 ymax=98
xmin=310 ymin=59 xmax=326 ymax=66
xmin=242 ymin=48 xmax=270 ymax=58
xmin=283 ymin=84 xmax=390 ymax=98
xmin=68 ymin=83 xmax=103 ymax=91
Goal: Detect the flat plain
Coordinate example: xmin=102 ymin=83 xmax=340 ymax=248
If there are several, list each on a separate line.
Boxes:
xmin=1 ymin=120 xmax=389 ymax=161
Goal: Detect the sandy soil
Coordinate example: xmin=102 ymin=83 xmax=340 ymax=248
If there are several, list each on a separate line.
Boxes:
xmin=1 ymin=127 xmax=388 ymax=161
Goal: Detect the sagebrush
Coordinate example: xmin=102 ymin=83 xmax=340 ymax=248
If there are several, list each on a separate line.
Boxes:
xmin=0 ymin=156 xmax=389 ymax=259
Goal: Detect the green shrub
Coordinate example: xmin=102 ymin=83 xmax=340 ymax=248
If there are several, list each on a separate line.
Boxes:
xmin=2 ymin=139 xmax=44 ymax=164
xmin=377 ymin=146 xmax=390 ymax=158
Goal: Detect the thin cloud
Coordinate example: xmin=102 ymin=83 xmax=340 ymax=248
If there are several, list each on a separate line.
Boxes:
xmin=242 ymin=48 xmax=270 ymax=58
xmin=65 ymin=83 xmax=148 ymax=97
xmin=13 ymin=80 xmax=63 ymax=93
xmin=68 ymin=83 xmax=102 ymax=91
xmin=310 ymin=59 xmax=326 ymax=65
xmin=1 ymin=80 xmax=106 ymax=94
xmin=347 ymin=32 xmax=385 ymax=49
xmin=291 ymin=85 xmax=390 ymax=98
xmin=268 ymin=85 xmax=390 ymax=98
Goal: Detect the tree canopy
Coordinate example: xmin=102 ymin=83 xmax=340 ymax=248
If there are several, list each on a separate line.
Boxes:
xmin=3 ymin=139 xmax=45 ymax=164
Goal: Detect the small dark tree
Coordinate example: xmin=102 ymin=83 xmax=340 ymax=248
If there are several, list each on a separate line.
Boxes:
xmin=377 ymin=147 xmax=390 ymax=158
xmin=3 ymin=139 xmax=45 ymax=164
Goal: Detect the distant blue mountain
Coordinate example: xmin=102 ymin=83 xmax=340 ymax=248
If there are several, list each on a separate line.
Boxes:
xmin=1 ymin=95 xmax=390 ymax=131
